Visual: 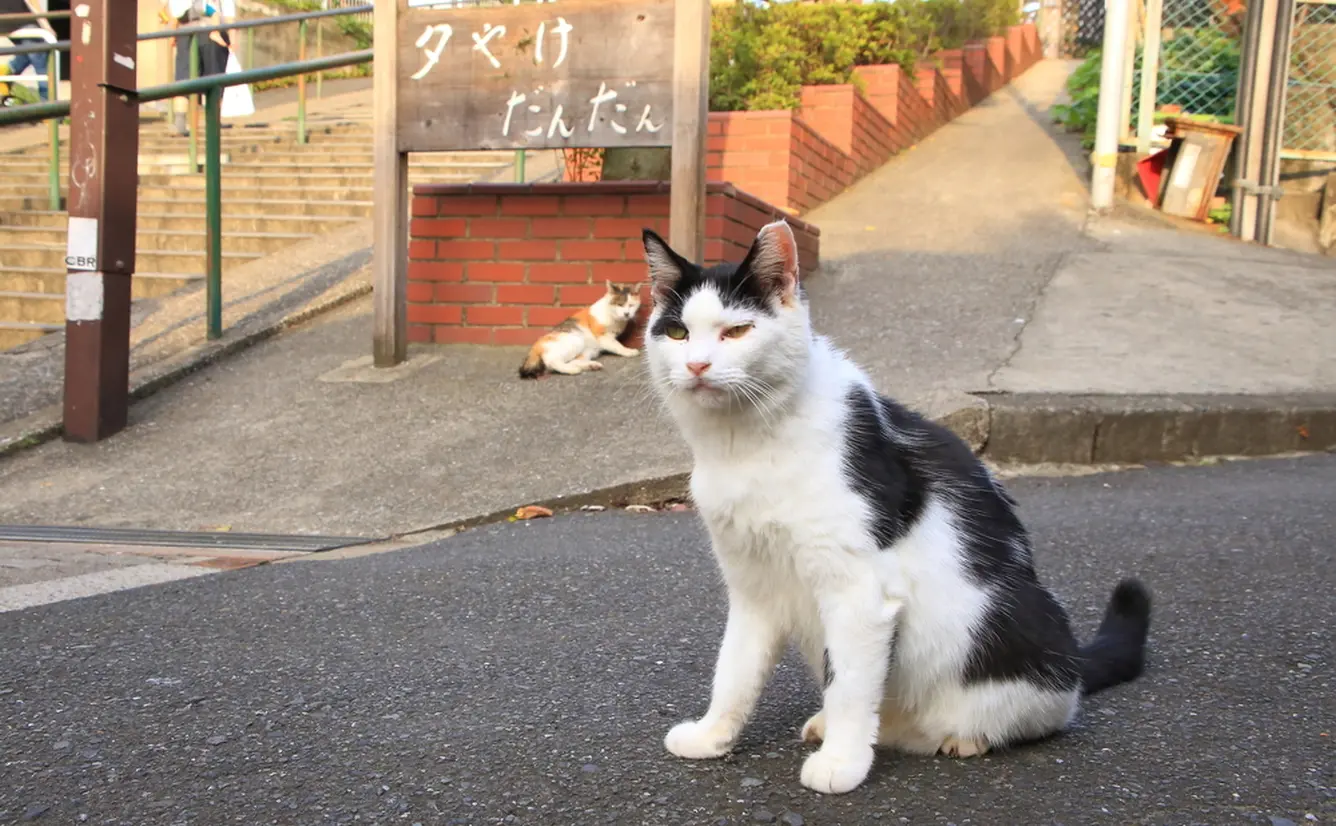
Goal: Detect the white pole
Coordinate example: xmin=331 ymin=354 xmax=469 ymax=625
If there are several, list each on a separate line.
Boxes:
xmin=1090 ymin=0 xmax=1131 ymax=211
xmin=1136 ymin=0 xmax=1163 ymax=154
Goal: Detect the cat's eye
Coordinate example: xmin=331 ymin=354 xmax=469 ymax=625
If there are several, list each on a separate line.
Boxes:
xmin=721 ymin=323 xmax=753 ymax=340
xmin=664 ymin=324 xmax=688 ymax=341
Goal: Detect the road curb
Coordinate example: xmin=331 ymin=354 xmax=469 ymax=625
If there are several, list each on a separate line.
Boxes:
xmin=374 ymin=392 xmax=1336 ymax=546
xmin=975 ymin=392 xmax=1336 ymax=464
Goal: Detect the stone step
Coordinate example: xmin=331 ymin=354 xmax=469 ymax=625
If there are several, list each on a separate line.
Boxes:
xmin=2 ymin=210 xmax=360 ymax=235
xmin=0 ymin=169 xmax=470 ymax=191
xmin=0 ymin=198 xmax=375 ymax=219
xmin=0 ymin=266 xmax=199 ymax=297
xmin=0 ymin=321 xmax=59 ymax=349
xmin=136 ymin=184 xmax=380 ymax=202
xmin=0 ymin=291 xmax=64 ymax=324
xmin=1 ymin=243 xmax=264 ymax=273
xmin=0 ymin=226 xmax=317 ymax=255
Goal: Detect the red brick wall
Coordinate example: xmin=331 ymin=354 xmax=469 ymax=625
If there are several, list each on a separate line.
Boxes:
xmin=700 ymin=27 xmax=1042 ymax=216
xmin=934 ymin=69 xmax=970 ymax=122
xmin=408 ymin=182 xmax=821 ymax=346
xmin=706 ymin=111 xmax=795 ymax=213
xmin=935 ymin=49 xmax=966 ymax=101
xmin=788 ymin=115 xmax=860 ymax=211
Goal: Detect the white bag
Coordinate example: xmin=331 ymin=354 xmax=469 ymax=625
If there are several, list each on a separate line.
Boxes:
xmin=220 ymin=52 xmax=254 ymax=119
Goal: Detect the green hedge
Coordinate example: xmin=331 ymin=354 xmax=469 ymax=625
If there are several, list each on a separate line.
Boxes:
xmin=709 ymin=0 xmax=1019 ymax=112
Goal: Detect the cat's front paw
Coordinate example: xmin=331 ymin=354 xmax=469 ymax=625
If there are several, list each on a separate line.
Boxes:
xmin=800 ymin=744 xmax=874 ymax=794
xmin=622 ymin=348 xmax=640 ymax=358
xmin=587 ymin=360 xmax=604 ymax=371
xmin=664 ymin=719 xmax=732 ymax=760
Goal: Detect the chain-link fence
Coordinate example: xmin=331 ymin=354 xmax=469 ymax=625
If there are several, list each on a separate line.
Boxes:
xmin=1283 ymin=0 xmax=1336 ymax=158
xmin=1061 ymin=0 xmax=1107 ymax=56
xmin=1136 ymin=0 xmax=1243 ymax=121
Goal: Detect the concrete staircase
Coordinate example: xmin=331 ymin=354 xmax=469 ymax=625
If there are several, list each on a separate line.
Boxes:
xmin=0 ymin=113 xmax=517 ymax=349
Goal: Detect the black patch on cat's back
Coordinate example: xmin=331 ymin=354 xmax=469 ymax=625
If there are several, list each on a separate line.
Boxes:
xmin=964 ymin=580 xmax=1082 ymax=691
xmin=840 ymin=387 xmax=926 ymax=549
xmin=649 ymin=262 xmax=778 ymax=339
xmin=844 ymin=387 xmax=1083 ymax=692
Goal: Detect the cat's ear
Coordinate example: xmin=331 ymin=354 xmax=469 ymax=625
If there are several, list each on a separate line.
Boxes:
xmin=740 ymin=220 xmax=800 ymax=303
xmin=641 ymin=229 xmax=687 ymax=304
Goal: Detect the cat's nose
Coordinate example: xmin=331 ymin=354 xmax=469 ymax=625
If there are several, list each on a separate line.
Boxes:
xmin=687 ymin=361 xmax=711 ymax=377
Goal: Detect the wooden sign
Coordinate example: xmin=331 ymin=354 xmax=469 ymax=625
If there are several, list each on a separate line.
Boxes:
xmin=373 ymin=0 xmax=708 ymax=368
xmin=396 ymin=0 xmax=676 ymax=152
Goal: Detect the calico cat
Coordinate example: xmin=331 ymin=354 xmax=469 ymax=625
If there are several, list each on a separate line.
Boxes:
xmin=641 ymin=221 xmax=1152 ymax=795
xmin=518 ymin=282 xmax=642 ymax=378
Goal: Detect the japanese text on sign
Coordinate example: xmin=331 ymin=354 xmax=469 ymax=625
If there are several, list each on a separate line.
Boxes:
xmin=395 ymin=0 xmax=674 ymax=152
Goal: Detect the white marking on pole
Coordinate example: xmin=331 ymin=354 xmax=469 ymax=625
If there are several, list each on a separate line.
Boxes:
xmin=66 ymin=216 xmax=99 ymax=273
xmin=65 ymin=273 xmax=103 ymax=322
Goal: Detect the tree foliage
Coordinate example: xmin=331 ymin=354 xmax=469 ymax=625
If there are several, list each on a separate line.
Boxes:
xmin=709 ymin=0 xmax=1020 ymax=112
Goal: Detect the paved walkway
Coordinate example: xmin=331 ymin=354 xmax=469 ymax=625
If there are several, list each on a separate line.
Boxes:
xmin=0 ymin=60 xmax=1333 ymax=542
xmin=1 ymin=456 xmax=1332 ymax=823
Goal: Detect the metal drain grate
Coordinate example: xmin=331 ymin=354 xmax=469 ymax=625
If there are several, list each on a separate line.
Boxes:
xmin=0 ymin=525 xmax=379 ymax=553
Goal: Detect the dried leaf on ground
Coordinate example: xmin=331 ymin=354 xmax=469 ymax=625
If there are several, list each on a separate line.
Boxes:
xmin=512 ymin=505 xmax=554 ymax=521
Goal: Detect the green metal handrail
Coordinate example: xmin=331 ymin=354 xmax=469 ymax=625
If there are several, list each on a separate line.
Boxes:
xmin=0 ymin=10 xmax=71 ymax=21
xmin=138 ymin=4 xmax=372 ymax=40
xmin=1 ymin=5 xmax=376 ymax=341
xmin=0 ymin=39 xmax=68 ymax=57
xmin=1 ymin=46 xmax=373 ymax=343
xmin=149 ymin=49 xmax=375 ymax=340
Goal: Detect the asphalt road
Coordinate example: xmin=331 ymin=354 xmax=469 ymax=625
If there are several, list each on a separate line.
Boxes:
xmin=2 ymin=456 xmax=1333 ymax=826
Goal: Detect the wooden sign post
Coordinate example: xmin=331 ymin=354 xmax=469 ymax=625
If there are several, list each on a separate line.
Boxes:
xmin=372 ymin=0 xmax=708 ymax=367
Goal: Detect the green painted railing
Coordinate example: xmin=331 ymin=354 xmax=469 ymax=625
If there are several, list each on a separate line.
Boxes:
xmin=0 ymin=7 xmax=374 ymax=342
xmin=0 ymin=20 xmax=65 ymax=211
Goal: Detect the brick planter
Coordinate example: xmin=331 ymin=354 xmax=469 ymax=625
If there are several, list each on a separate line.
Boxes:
xmin=408 ymin=182 xmax=820 ymax=347
xmin=702 ymin=24 xmax=1041 ymax=216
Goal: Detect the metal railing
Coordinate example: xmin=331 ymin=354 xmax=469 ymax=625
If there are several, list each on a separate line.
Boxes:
xmin=1282 ymin=0 xmax=1336 ymax=162
xmin=0 ymin=6 xmax=375 ymax=341
xmin=1 ymin=11 xmax=67 ymax=210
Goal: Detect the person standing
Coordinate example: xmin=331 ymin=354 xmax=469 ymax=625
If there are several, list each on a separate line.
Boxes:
xmin=1 ymin=0 xmax=57 ymax=102
xmin=162 ymin=0 xmax=236 ymax=135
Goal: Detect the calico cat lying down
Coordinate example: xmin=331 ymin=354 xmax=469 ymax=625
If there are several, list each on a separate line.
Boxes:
xmin=518 ymin=282 xmax=642 ymax=378
xmin=641 ymin=220 xmax=1152 ymax=795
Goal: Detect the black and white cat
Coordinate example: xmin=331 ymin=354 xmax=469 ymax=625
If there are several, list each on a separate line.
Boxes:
xmin=641 ymin=220 xmax=1152 ymax=795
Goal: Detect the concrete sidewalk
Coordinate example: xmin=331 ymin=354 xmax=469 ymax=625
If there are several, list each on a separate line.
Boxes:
xmin=0 ymin=60 xmax=1332 ymax=539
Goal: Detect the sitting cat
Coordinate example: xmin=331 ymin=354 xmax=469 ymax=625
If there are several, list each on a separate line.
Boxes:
xmin=641 ymin=220 xmax=1152 ymax=795
xmin=518 ymin=281 xmax=642 ymax=379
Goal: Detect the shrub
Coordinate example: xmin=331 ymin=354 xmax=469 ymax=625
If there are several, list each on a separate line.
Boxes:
xmin=1051 ymin=49 xmax=1102 ymax=148
xmin=709 ymin=0 xmax=1020 ymax=112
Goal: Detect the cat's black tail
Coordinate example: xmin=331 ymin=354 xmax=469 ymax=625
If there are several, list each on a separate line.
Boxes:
xmin=1078 ymin=578 xmax=1152 ymax=696
xmin=518 ymin=345 xmax=546 ymax=379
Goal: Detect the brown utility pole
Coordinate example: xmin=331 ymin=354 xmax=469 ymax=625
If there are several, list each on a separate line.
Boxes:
xmin=62 ymin=0 xmax=140 ymax=442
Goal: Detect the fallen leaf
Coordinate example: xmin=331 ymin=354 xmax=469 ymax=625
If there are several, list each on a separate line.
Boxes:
xmin=1297 ymin=425 xmax=1310 ymax=439
xmin=513 ymin=505 xmax=554 ymax=520
xmin=580 ymin=504 xmax=607 ymax=512
xmin=625 ymin=504 xmax=655 ymax=513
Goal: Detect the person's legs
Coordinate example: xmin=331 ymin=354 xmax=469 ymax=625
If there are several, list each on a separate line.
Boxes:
xmin=6 ymin=46 xmax=47 ymax=102
xmin=28 ymin=49 xmax=48 ymax=101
